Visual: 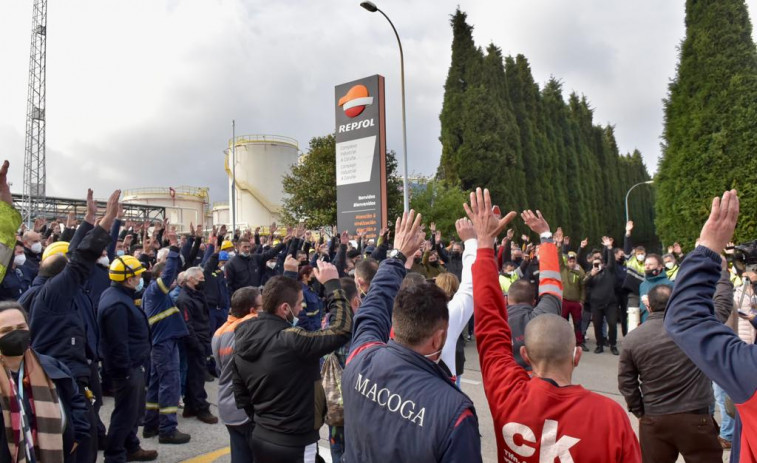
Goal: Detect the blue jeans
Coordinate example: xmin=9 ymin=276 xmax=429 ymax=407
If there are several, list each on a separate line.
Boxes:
xmin=713 ymin=381 xmax=734 ymax=441
xmin=227 ymin=422 xmax=254 ymax=463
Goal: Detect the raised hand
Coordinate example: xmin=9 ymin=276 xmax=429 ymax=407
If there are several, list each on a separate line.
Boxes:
xmin=698 ymin=190 xmax=739 ymax=253
xmin=521 ymin=210 xmax=550 ymax=235
xmin=601 ymin=236 xmax=614 ymax=248
xmin=625 ymin=220 xmax=634 ymax=235
xmin=340 ymin=231 xmax=349 ymax=245
xmin=463 ymin=188 xmax=517 ymax=248
xmin=313 ymin=260 xmax=340 ymax=284
xmin=270 ymin=222 xmax=278 ymax=236
xmin=564 ymin=236 xmax=571 ymax=246
xmin=166 ymin=230 xmax=178 ymax=247
xmin=99 ymin=190 xmax=121 ymax=232
xmin=284 ymin=255 xmax=299 ymax=273
xmin=554 ymin=227 xmax=564 ymax=244
xmin=430 ymin=222 xmax=436 ymax=233
xmin=66 ymin=211 xmax=75 ymax=228
xmin=84 ymin=189 xmax=97 ymax=225
xmin=455 ymin=218 xmax=475 ymax=242
xmin=0 ymin=161 xmax=12 ymax=206
xmin=580 ymin=237 xmax=589 ymax=248
xmin=393 ymin=210 xmax=424 ymax=258
xmin=506 ymin=228 xmax=514 ymax=241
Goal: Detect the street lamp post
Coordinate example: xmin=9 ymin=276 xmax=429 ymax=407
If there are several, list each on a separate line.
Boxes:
xmin=624 ymin=180 xmax=654 ymax=224
xmin=360 ymin=1 xmax=409 ymax=212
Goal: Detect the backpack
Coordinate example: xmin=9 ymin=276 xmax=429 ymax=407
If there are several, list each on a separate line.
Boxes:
xmin=321 ymin=353 xmax=344 ymax=426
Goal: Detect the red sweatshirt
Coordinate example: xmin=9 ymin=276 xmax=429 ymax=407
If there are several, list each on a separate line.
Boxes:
xmin=473 ymin=247 xmax=641 ymax=463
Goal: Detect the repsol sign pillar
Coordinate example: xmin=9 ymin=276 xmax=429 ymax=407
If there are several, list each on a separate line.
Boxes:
xmin=334 ymin=75 xmax=387 ymax=239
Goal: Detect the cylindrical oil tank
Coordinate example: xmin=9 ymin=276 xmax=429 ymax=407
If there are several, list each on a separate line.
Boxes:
xmin=225 ymin=135 xmax=299 ymax=229
xmin=212 ymin=202 xmax=230 ymax=228
xmin=122 ymin=186 xmax=209 ymax=233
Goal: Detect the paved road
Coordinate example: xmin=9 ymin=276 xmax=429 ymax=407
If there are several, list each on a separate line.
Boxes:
xmin=95 ymin=329 xmax=729 ymax=462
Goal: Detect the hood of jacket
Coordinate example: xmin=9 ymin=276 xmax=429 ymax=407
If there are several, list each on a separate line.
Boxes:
xmin=235 ymin=312 xmax=290 ymax=363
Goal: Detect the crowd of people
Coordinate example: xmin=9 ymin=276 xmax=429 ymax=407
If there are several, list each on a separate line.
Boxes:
xmin=0 ymin=158 xmax=756 ymax=463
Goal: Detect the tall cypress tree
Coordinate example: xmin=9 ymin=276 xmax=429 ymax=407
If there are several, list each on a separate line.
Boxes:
xmin=656 ymin=0 xmax=757 ymax=246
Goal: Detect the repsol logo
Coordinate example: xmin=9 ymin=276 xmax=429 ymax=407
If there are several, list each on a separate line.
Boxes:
xmin=502 ymin=420 xmax=579 ymax=462
xmin=355 ymin=373 xmax=426 ymax=427
xmin=338 ymin=118 xmax=375 ymax=133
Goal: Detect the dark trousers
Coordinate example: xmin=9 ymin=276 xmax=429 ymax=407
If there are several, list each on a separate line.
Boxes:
xmin=89 ymin=362 xmax=107 ymax=444
xmin=74 ymin=376 xmax=97 ymax=463
xmin=592 ymin=302 xmax=618 ymax=347
xmin=329 ymin=425 xmax=344 ymax=463
xmin=227 ymin=422 xmax=254 ymax=463
xmin=184 ymin=344 xmax=210 ymax=414
xmin=616 ymin=290 xmax=628 ymax=336
xmin=105 ymin=367 xmax=145 ymax=463
xmin=639 ymin=412 xmax=722 ymax=463
xmin=561 ymin=299 xmax=583 ymax=344
xmin=145 ymin=339 xmax=180 ymax=435
xmin=251 ymin=436 xmax=307 ymax=463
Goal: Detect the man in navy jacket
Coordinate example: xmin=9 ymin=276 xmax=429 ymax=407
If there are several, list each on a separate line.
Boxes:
xmin=343 ymin=210 xmax=482 ymax=462
xmin=664 ymin=190 xmax=757 ymax=462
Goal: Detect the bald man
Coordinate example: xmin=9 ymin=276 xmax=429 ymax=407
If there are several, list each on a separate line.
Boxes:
xmin=466 ymin=188 xmax=641 ymax=462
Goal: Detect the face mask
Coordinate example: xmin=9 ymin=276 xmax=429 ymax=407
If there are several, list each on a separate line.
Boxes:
xmin=636 ymin=254 xmax=645 ymax=262
xmin=13 ymin=254 xmax=26 ymax=267
xmin=30 ymin=242 xmax=42 ymax=254
xmin=645 ymin=269 xmax=662 ymax=278
xmin=0 ymin=330 xmax=31 ymax=357
xmin=451 ymin=251 xmax=461 ymax=258
xmin=97 ymin=256 xmax=110 ymax=267
xmin=135 ymin=277 xmax=144 ymax=292
xmin=287 ymin=305 xmax=299 ymax=327
xmin=228 ymin=251 xmax=236 ymax=258
xmin=665 ymin=262 xmax=674 ymax=270
xmin=617 ymin=256 xmax=626 ymax=265
xmin=240 ymin=252 xmax=251 ymax=258
xmin=266 ymin=261 xmax=276 ymax=270
xmin=116 ymin=249 xmax=125 ymax=257
xmin=219 ymin=265 xmax=225 ymax=271
xmin=423 ymin=348 xmax=443 ymax=364
xmin=195 ymin=281 xmax=205 ymax=291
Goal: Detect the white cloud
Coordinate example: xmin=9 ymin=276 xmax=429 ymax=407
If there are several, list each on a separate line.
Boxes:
xmin=0 ymin=0 xmax=755 ymax=202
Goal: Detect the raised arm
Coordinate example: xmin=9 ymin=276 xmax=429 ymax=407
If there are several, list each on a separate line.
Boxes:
xmin=466 ymin=188 xmax=529 ymax=406
xmin=347 ymin=211 xmax=424 ymax=361
xmin=521 ymin=210 xmax=562 ymax=316
xmin=0 ymin=161 xmax=22 ymax=283
xmin=665 ymin=190 xmax=757 ymax=405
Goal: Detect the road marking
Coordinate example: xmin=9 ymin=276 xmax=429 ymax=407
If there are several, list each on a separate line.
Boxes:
xmin=461 ymin=378 xmax=481 ymax=385
xmin=180 ymin=444 xmax=333 ymax=462
xmin=182 ymin=447 xmax=230 ymax=463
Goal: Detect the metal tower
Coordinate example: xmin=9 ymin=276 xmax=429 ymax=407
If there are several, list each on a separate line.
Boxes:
xmin=22 ymin=0 xmax=48 ymax=226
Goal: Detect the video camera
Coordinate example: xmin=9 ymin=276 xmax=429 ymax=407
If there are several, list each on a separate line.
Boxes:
xmin=728 ymin=240 xmax=757 ymax=276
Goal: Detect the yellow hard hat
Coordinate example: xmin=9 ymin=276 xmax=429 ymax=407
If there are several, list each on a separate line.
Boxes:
xmin=42 ymin=241 xmax=69 ymax=261
xmin=109 ymin=255 xmax=146 ymax=282
xmin=221 ymin=240 xmax=234 ymax=251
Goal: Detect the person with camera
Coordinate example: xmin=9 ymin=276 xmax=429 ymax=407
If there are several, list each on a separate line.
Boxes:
xmin=584 ymin=236 xmax=619 ymax=354
xmin=664 ymin=190 xmax=757 ymax=462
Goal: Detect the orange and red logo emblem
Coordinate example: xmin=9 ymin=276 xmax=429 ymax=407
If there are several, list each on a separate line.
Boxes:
xmin=338 ymin=85 xmax=374 ymax=118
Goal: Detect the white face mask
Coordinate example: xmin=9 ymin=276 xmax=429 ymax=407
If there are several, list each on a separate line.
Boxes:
xmin=636 ymin=254 xmax=645 ymax=262
xmin=424 ymin=348 xmax=443 ymax=364
xmin=116 ymin=250 xmax=125 ymax=257
xmin=97 ymin=256 xmax=110 ymax=267
xmin=135 ymin=277 xmax=144 ymax=292
xmin=13 ymin=254 xmax=26 ymax=267
xmin=30 ymin=242 xmax=43 ymax=254
xmin=665 ymin=262 xmax=674 ymax=270
xmin=227 ymin=251 xmax=236 ymax=258
xmin=287 ymin=305 xmax=299 ymax=327
xmin=266 ymin=261 xmax=276 ymax=270
xmin=240 ymin=252 xmax=251 ymax=258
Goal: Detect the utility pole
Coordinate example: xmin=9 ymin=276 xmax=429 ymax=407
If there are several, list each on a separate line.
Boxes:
xmin=22 ymin=0 xmax=48 ymax=226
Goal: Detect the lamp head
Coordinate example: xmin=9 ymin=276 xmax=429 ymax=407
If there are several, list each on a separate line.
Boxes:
xmin=360 ymin=1 xmax=378 ymax=12
xmin=645 ymin=180 xmax=654 ymax=184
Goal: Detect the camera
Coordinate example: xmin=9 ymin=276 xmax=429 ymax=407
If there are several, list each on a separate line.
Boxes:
xmin=729 ymin=240 xmax=757 ymax=276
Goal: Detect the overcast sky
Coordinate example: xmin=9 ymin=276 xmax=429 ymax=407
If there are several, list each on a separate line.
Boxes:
xmin=1 ymin=0 xmax=756 ymax=204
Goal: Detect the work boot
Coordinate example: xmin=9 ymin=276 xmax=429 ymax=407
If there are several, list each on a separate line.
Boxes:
xmin=594 ymin=345 xmax=604 ymax=354
xmin=580 ymin=343 xmax=589 ymax=352
xmin=126 ymin=448 xmax=158 ymax=462
xmin=196 ymin=410 xmax=219 ymax=424
xmin=142 ymin=427 xmax=158 ymax=439
xmin=610 ymin=346 xmax=619 ymax=356
xmin=182 ymin=408 xmax=196 ymax=418
xmin=159 ymin=429 xmax=191 ymax=444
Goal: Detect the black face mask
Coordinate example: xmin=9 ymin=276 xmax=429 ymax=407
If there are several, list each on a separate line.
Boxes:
xmin=451 ymin=251 xmax=462 ymax=259
xmin=0 ymin=330 xmax=31 ymax=357
xmin=195 ymin=281 xmax=205 ymax=291
xmin=617 ymin=256 xmax=626 ymax=265
xmin=645 ymin=269 xmax=662 ymax=278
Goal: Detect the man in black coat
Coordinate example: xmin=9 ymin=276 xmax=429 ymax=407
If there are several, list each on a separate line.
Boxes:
xmin=176 ymin=266 xmax=218 ymax=424
xmin=225 ymin=238 xmax=286 ymax=293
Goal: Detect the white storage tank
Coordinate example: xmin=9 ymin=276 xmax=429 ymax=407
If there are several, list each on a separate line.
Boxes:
xmin=122 ymin=186 xmax=209 ymax=233
xmin=212 ymin=202 xmax=230 ymax=228
xmin=225 ymin=135 xmax=299 ymax=229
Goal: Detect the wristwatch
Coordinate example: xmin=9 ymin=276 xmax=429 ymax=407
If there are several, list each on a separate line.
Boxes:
xmin=389 ymin=249 xmax=407 ymax=264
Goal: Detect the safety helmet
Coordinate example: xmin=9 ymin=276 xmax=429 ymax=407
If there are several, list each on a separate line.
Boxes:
xmin=42 ymin=241 xmax=69 ymax=261
xmin=221 ymin=240 xmax=234 ymax=251
xmin=219 ymin=251 xmax=229 ymax=261
xmin=109 ymin=255 xmax=146 ymax=282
